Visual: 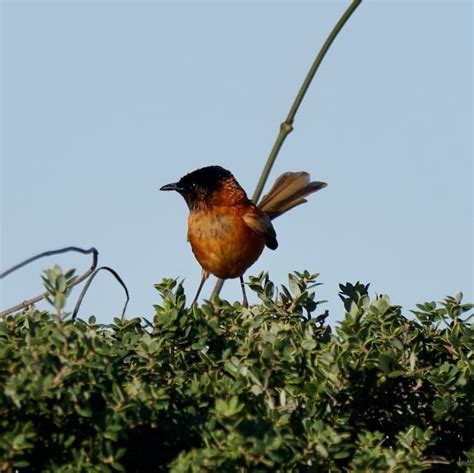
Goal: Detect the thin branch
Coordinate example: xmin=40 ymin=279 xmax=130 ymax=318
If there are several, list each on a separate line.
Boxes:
xmin=0 ymin=246 xmax=98 ymax=279
xmin=252 ymin=0 xmax=362 ymax=203
xmin=0 ymin=247 xmax=98 ymax=317
xmin=72 ymin=266 xmax=129 ymax=321
xmin=212 ymin=0 xmax=362 ymax=298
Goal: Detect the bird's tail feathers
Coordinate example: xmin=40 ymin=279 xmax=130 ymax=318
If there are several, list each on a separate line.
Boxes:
xmin=257 ymin=172 xmax=327 ymax=220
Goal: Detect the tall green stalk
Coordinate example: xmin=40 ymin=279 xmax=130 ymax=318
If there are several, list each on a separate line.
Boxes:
xmin=212 ymin=0 xmax=362 ymax=299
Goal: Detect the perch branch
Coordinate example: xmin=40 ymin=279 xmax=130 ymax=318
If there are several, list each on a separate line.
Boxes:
xmin=212 ymin=0 xmax=362 ymax=298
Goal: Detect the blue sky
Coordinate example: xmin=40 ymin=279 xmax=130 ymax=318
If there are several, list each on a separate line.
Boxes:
xmin=1 ymin=0 xmax=472 ymax=325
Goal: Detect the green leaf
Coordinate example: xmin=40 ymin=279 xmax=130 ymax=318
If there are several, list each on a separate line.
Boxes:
xmin=75 ymin=405 xmax=92 ymax=417
xmin=379 ymin=353 xmax=392 ymax=373
xmin=302 ymin=339 xmax=317 ymax=351
xmin=55 ymin=274 xmax=67 ymax=292
xmin=111 ymin=463 xmax=126 ymax=472
xmin=54 ymin=293 xmax=66 ymax=310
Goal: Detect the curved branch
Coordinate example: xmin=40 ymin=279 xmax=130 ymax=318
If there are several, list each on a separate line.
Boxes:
xmin=212 ymin=0 xmax=362 ymax=298
xmin=72 ymin=266 xmax=129 ymax=321
xmin=0 ymin=246 xmax=98 ymax=279
xmin=0 ymin=247 xmax=98 ymax=317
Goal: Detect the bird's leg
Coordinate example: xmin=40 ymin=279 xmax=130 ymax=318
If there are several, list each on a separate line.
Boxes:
xmin=192 ymin=270 xmax=209 ymax=307
xmin=240 ymin=276 xmax=248 ymax=308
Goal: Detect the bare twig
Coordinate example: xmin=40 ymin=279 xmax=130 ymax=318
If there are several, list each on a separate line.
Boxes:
xmin=0 ymin=246 xmax=97 ymax=279
xmin=212 ymin=0 xmax=362 ymax=298
xmin=72 ymin=266 xmax=129 ymax=321
xmin=0 ymin=247 xmax=98 ymax=317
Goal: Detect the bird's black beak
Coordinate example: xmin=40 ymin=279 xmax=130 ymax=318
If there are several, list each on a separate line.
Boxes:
xmin=160 ymin=182 xmax=180 ymax=192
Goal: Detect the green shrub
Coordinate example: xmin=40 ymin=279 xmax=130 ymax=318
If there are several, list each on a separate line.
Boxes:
xmin=0 ymin=272 xmax=472 ymax=472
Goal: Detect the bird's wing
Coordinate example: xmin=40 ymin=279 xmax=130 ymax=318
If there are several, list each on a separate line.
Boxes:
xmin=243 ymin=210 xmax=278 ymax=250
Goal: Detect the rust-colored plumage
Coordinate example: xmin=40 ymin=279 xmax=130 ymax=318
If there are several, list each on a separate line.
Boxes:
xmin=160 ymin=165 xmax=326 ymax=306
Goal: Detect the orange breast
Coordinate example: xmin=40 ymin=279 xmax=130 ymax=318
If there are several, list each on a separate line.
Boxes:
xmin=187 ymin=209 xmax=266 ymax=279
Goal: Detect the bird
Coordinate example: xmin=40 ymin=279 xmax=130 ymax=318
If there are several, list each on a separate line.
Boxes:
xmin=160 ymin=165 xmax=326 ymax=307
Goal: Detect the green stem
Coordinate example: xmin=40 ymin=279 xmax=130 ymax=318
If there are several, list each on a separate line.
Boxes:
xmin=253 ymin=0 xmax=362 ymax=203
xmin=212 ymin=0 xmax=362 ymax=299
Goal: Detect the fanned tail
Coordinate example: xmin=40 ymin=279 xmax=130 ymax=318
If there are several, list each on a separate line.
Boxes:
xmin=257 ymin=172 xmax=327 ymax=220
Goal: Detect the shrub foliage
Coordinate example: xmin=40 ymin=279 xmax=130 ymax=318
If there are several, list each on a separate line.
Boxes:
xmin=0 ymin=271 xmax=472 ymax=472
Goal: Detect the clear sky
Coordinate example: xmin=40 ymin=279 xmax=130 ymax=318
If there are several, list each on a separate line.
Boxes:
xmin=1 ymin=0 xmax=472 ymax=325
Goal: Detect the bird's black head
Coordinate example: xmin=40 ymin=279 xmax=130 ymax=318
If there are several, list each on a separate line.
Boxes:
xmin=160 ymin=166 xmax=238 ymax=209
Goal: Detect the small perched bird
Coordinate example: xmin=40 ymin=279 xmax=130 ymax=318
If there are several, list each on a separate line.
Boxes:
xmin=160 ymin=166 xmax=326 ymax=307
